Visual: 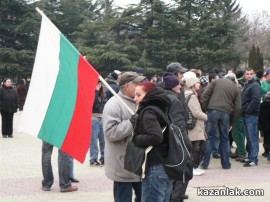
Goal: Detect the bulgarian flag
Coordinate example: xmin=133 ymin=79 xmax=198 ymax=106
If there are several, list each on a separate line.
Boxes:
xmin=19 ymin=9 xmax=99 ymax=163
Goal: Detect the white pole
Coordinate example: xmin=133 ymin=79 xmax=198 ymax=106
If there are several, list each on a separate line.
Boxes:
xmin=35 ymin=7 xmax=61 ymax=34
xmin=99 ymin=76 xmax=135 ymax=115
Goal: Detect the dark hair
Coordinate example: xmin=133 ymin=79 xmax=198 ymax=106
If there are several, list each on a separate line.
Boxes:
xmin=2 ymin=78 xmax=9 ymax=83
xmin=235 ymin=70 xmax=244 ymax=79
xmin=138 ymin=82 xmax=156 ymax=94
xmin=2 ymin=78 xmax=11 ymax=87
xmin=245 ymin=68 xmax=254 ymax=72
xmin=208 ymin=73 xmax=217 ymax=82
xmin=19 ymin=79 xmax=26 ymax=85
xmin=256 ymin=70 xmax=264 ymax=79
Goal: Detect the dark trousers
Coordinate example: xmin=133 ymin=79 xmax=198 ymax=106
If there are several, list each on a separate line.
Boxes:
xmin=1 ymin=112 xmax=14 ymax=136
xmin=263 ymin=130 xmax=270 ymax=153
xmin=19 ymin=100 xmax=25 ymax=111
xmin=113 ymin=181 xmax=141 ymax=202
xmin=191 ymin=140 xmax=206 ymax=168
xmin=171 ymin=180 xmax=189 ymax=202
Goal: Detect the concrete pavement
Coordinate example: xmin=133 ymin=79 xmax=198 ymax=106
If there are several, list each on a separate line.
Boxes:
xmin=0 ymin=111 xmax=269 ymax=201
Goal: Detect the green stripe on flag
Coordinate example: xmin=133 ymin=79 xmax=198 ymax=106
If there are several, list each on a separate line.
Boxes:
xmin=38 ymin=34 xmax=79 ymax=147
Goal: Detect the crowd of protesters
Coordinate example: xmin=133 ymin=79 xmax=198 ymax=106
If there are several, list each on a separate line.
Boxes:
xmin=99 ymin=65 xmax=270 ymax=202
xmin=2 ymin=64 xmax=270 ymax=200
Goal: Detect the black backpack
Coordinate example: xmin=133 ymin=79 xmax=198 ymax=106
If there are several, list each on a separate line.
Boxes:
xmin=185 ymin=93 xmax=197 ymax=130
xmin=146 ymin=106 xmax=193 ymax=182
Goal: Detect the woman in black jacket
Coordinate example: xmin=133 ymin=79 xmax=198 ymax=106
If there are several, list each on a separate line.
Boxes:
xmin=0 ymin=78 xmax=18 ymax=138
xmin=133 ymin=81 xmax=173 ymax=202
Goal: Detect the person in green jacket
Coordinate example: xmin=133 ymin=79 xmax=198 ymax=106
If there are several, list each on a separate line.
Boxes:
xmin=261 ymin=67 xmax=270 ymax=101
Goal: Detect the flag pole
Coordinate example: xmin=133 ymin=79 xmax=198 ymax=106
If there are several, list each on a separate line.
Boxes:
xmin=36 ymin=7 xmax=61 ymax=34
xmin=35 ymin=7 xmax=135 ymax=116
xmin=98 ymin=76 xmax=135 ymax=115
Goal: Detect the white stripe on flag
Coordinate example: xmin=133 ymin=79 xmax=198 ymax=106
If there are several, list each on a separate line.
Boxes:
xmin=19 ymin=16 xmax=61 ymax=136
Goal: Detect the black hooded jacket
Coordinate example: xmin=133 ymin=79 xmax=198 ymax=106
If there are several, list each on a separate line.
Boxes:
xmin=133 ymin=87 xmax=171 ymax=170
xmin=259 ymin=100 xmax=270 ymax=131
xmin=242 ymin=78 xmax=261 ymax=116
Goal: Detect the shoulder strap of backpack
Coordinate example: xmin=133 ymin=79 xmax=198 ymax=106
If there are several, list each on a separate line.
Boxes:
xmin=142 ymin=106 xmax=171 ymax=127
xmin=185 ymin=93 xmax=194 ymax=104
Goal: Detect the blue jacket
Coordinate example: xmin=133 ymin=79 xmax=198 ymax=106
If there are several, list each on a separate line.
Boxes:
xmin=242 ymin=78 xmax=261 ymax=116
xmin=105 ymin=80 xmax=119 ymax=100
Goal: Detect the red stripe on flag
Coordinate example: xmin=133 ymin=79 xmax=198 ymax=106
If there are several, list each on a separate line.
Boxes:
xmin=61 ymin=55 xmax=99 ymax=163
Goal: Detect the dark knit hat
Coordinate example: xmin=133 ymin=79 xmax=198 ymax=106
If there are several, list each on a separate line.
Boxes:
xmin=163 ymin=72 xmax=180 ymax=89
xmin=136 ymin=67 xmax=144 ymax=74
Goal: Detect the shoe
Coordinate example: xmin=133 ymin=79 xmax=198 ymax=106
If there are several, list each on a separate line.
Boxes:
xmin=2 ymin=135 xmax=7 ymax=138
xmin=235 ymin=156 xmax=246 ymax=162
xmin=195 ymin=168 xmax=205 ymax=174
xmin=193 ymin=168 xmax=202 ymax=176
xmin=230 ymin=153 xmax=238 ymax=159
xmin=200 ymin=165 xmax=208 ymax=170
xmin=60 ymin=185 xmax=78 ymax=192
xmin=262 ymin=152 xmax=269 ymax=157
xmin=212 ymin=153 xmax=220 ymax=159
xmin=181 ymin=194 xmax=189 ymax=200
xmin=69 ymin=177 xmax=79 ymax=183
xmin=222 ymin=166 xmax=231 ymax=169
xmin=41 ymin=186 xmax=51 ymax=191
xmin=100 ymin=160 xmax=104 ymax=165
xmin=8 ymin=135 xmax=13 ymax=138
xmin=240 ymin=158 xmax=249 ymax=163
xmin=90 ymin=160 xmax=102 ymax=167
xmin=243 ymin=161 xmax=257 ymax=167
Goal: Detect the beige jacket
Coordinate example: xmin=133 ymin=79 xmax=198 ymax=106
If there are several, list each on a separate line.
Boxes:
xmin=185 ymin=90 xmax=207 ymax=141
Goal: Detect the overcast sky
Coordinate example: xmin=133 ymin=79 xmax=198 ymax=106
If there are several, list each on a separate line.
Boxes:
xmin=114 ymin=0 xmax=270 ymax=14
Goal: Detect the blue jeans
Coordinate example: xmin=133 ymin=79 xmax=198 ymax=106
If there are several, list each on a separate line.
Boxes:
xmin=202 ymin=110 xmax=231 ymax=169
xmin=242 ymin=115 xmax=259 ymax=163
xmin=142 ymin=164 xmax=173 ymax=202
xmin=113 ymin=181 xmax=141 ymax=202
xmin=212 ymin=130 xmax=220 ymax=155
xmin=69 ymin=157 xmax=74 ymax=178
xmin=90 ymin=120 xmax=105 ymax=163
xmin=41 ymin=141 xmax=71 ymax=189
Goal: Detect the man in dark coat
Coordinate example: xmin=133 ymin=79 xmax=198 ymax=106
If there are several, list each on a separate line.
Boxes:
xmin=241 ymin=69 xmax=261 ymax=167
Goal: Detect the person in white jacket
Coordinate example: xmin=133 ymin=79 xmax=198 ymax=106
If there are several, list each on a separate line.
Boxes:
xmin=184 ymin=75 xmax=208 ymax=176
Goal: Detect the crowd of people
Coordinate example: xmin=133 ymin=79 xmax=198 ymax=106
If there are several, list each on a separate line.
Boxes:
xmin=99 ymin=64 xmax=270 ymax=201
xmin=2 ymin=63 xmax=270 ymax=200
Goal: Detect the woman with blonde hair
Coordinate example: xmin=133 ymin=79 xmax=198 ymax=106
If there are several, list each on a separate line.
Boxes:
xmin=184 ymin=76 xmax=207 ymax=176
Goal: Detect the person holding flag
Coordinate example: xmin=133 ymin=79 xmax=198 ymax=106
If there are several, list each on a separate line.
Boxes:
xmin=102 ymin=72 xmax=146 ymax=202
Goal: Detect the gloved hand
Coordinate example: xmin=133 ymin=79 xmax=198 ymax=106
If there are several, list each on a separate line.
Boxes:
xmin=129 ymin=113 xmax=138 ymax=128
